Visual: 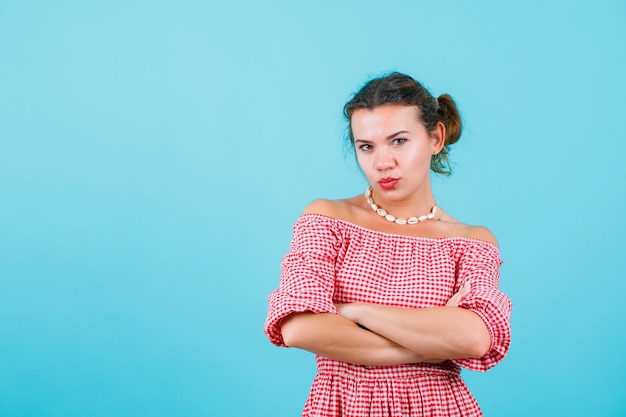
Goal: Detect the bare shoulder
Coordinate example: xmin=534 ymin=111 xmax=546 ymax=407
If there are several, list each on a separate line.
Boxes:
xmin=302 ymin=198 xmax=344 ymax=218
xmin=438 ymin=209 xmax=498 ymax=247
xmin=463 ymin=225 xmax=499 ymax=247
xmin=301 ymin=197 xmax=360 ymax=221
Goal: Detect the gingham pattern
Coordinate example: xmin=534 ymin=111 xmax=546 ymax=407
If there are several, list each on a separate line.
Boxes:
xmin=265 ymin=214 xmax=512 ymax=417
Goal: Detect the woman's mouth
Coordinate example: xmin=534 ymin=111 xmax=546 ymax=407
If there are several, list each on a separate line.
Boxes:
xmin=378 ymin=177 xmax=399 ymax=190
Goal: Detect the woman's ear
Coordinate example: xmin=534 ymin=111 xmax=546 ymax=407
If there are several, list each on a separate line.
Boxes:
xmin=432 ymin=121 xmax=446 ymax=153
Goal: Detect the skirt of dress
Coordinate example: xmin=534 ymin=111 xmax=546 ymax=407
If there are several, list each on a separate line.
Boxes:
xmin=303 ymin=359 xmax=483 ymax=417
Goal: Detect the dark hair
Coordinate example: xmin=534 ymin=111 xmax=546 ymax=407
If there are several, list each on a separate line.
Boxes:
xmin=343 ymin=72 xmax=462 ymax=175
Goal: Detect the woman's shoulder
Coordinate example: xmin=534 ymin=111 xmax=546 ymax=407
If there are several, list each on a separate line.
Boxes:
xmin=301 ymin=197 xmax=361 ymax=220
xmin=459 ymin=224 xmax=498 ymax=247
xmin=290 ymin=198 xmax=361 ymax=242
xmin=438 ymin=212 xmax=499 ymax=248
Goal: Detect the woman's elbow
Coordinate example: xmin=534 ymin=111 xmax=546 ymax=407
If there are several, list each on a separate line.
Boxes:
xmin=280 ymin=312 xmax=310 ymax=347
xmin=467 ymin=328 xmax=491 ymax=358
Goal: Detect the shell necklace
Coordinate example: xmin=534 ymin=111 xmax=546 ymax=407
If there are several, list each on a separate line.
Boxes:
xmin=365 ymin=186 xmax=437 ymax=225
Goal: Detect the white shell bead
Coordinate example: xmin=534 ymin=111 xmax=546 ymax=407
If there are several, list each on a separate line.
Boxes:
xmin=364 ymin=186 xmax=437 ymax=226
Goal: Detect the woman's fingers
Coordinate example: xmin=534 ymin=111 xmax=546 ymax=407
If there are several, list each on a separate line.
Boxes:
xmin=445 ymin=283 xmax=471 ymax=307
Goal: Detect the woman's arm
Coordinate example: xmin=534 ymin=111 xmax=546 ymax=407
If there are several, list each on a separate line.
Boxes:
xmin=332 ymin=228 xmax=506 ymax=363
xmin=280 ymin=311 xmax=445 ymax=366
xmin=334 ymin=301 xmax=491 ymax=360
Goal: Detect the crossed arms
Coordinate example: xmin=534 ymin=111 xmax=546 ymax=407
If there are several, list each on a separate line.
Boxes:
xmin=280 ymin=283 xmax=491 ymax=366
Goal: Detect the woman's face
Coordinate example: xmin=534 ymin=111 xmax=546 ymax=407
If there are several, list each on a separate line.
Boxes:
xmin=351 ymin=104 xmax=443 ymax=200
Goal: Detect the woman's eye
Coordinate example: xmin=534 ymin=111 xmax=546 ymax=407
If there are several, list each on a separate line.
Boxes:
xmin=393 ymin=138 xmax=407 ymax=145
xmin=358 ymin=144 xmax=372 ymax=151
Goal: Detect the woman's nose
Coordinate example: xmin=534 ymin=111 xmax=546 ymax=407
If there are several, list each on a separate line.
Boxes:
xmin=374 ymin=148 xmax=396 ymax=170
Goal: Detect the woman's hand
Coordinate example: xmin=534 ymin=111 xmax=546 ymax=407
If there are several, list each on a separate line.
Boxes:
xmin=445 ymin=282 xmax=471 ymax=307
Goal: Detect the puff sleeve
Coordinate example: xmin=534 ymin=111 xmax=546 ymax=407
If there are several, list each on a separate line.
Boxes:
xmin=264 ymin=215 xmax=341 ymax=347
xmin=453 ymin=240 xmax=512 ymax=371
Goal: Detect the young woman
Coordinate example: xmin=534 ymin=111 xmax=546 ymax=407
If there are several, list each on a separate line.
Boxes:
xmin=264 ymin=72 xmax=512 ymax=417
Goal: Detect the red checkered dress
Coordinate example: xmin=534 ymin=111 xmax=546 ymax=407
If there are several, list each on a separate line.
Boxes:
xmin=265 ymin=214 xmax=512 ymax=417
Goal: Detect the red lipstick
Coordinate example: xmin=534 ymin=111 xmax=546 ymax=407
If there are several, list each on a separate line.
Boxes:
xmin=378 ymin=177 xmax=399 ymax=190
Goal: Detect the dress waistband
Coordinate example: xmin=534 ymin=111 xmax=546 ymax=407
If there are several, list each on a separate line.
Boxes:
xmin=316 ymin=357 xmax=460 ymax=380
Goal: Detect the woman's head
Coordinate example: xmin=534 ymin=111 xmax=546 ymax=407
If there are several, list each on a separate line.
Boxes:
xmin=344 ymin=72 xmax=462 ymax=175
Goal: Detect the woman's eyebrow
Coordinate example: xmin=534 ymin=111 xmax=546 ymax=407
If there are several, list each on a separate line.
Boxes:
xmin=355 ymin=130 xmax=410 ymax=144
xmin=387 ymin=130 xmax=409 ymax=139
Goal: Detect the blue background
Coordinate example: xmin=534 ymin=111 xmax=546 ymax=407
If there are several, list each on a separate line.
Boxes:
xmin=1 ymin=1 xmax=625 ymax=416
